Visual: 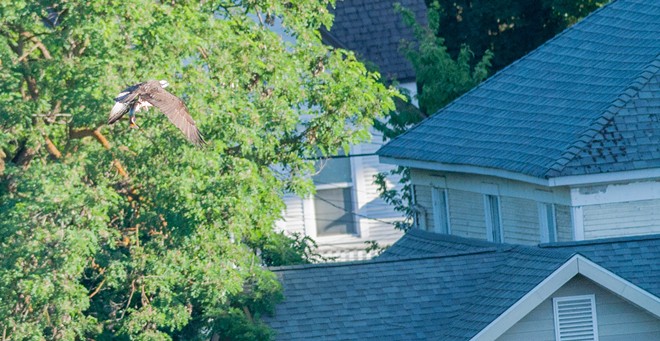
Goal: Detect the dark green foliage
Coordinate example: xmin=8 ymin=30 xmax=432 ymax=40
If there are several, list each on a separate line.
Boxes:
xmin=430 ymin=0 xmax=608 ymax=71
xmin=0 ymin=1 xmax=397 ymax=339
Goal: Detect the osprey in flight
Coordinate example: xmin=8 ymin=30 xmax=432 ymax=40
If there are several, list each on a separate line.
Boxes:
xmin=108 ymin=80 xmax=205 ymax=145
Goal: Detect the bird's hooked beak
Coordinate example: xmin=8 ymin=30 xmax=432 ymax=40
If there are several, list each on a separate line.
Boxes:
xmin=159 ymin=80 xmax=170 ymax=88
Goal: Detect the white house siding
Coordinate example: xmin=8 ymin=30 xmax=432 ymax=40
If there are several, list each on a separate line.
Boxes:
xmin=279 ymin=194 xmax=306 ymax=235
xmin=448 ymin=189 xmax=487 ymax=240
xmin=279 ymin=130 xmax=404 ymax=261
xmin=501 ymin=196 xmax=540 ymax=245
xmin=582 ymin=198 xmax=660 ymax=239
xmin=498 ymin=275 xmax=660 ymax=341
xmin=410 ymin=169 xmax=573 ymax=243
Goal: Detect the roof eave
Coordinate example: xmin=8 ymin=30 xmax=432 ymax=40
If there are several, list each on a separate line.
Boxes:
xmin=380 ymin=156 xmax=660 ymax=187
xmin=379 ymin=156 xmax=551 ymax=186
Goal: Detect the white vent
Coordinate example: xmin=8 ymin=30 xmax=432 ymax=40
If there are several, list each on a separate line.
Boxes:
xmin=553 ymin=295 xmax=599 ymax=341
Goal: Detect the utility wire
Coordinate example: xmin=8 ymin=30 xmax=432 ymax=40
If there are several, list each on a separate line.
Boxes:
xmin=313 ymin=194 xmax=399 ymax=227
xmin=303 ymin=153 xmax=378 ymax=160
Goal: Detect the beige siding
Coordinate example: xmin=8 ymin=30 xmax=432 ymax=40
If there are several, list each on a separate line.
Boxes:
xmin=555 ymin=204 xmax=572 ymax=242
xmin=501 ymin=196 xmax=540 ymax=245
xmin=448 ymin=189 xmax=487 ymax=239
xmin=499 ymin=275 xmax=660 ymax=341
xmin=583 ymin=199 xmax=660 ymax=239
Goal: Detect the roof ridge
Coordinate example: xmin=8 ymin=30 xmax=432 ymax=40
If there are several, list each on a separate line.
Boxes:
xmin=379 ymin=0 xmax=622 ymax=153
xmin=444 ymin=246 xmax=572 ymax=339
xmin=544 ymin=54 xmax=660 ymax=178
xmin=269 ymin=246 xmax=502 ymax=272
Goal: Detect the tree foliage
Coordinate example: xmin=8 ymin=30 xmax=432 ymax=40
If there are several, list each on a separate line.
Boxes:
xmin=374 ymin=2 xmax=491 ymax=231
xmin=431 ymin=0 xmax=608 ymax=71
xmin=0 ymin=1 xmax=397 ymax=339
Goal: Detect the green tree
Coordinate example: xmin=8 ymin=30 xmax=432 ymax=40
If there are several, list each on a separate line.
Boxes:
xmin=374 ymin=2 xmax=491 ymax=230
xmin=0 ymin=1 xmax=397 ymax=339
xmin=431 ymin=0 xmax=608 ymax=71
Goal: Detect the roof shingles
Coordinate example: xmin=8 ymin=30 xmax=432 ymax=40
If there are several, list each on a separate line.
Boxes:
xmin=265 ymin=229 xmax=660 ymax=340
xmin=378 ymin=0 xmax=660 ymax=179
xmin=323 ymin=0 xmax=427 ymax=82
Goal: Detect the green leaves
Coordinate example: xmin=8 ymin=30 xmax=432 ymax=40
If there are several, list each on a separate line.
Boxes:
xmin=0 ymin=1 xmax=397 ymax=339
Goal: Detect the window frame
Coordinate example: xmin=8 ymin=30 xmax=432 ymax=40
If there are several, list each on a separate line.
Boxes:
xmin=539 ymin=202 xmax=558 ymax=243
xmin=312 ymin=183 xmax=358 ymax=237
xmin=484 ymin=194 xmax=503 ymax=243
xmin=431 ymin=187 xmax=451 ymax=234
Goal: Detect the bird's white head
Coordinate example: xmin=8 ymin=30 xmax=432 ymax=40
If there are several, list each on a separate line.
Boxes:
xmin=159 ymin=80 xmax=170 ymax=88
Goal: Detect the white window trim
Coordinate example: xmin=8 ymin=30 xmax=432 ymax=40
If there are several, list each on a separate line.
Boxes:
xmin=303 ymin=145 xmax=363 ymax=240
xmin=553 ymin=294 xmax=599 ymax=341
xmin=484 ymin=194 xmax=503 ymax=243
xmin=306 ymin=184 xmax=360 ymax=239
xmin=431 ymin=187 xmax=451 ymax=234
xmin=539 ymin=202 xmax=557 ymax=243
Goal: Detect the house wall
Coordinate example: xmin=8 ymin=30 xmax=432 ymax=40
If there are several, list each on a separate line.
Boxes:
xmin=501 ymin=196 xmax=540 ymax=244
xmin=410 ymin=169 xmax=571 ymax=244
xmin=498 ymin=275 xmax=660 ymax=341
xmin=280 ymin=129 xmax=404 ymax=261
xmin=555 ymin=204 xmax=573 ymax=242
xmin=582 ymin=199 xmax=660 ymax=239
xmin=448 ymin=189 xmax=487 ymax=240
xmin=571 ymin=180 xmax=660 ymax=239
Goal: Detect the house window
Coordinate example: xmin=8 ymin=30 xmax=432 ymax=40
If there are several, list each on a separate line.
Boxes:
xmin=484 ymin=194 xmax=503 ymax=242
xmin=431 ymin=187 xmax=450 ymax=234
xmin=553 ymin=295 xmax=599 ymax=341
xmin=311 ymin=153 xmax=356 ymax=236
xmin=314 ymin=187 xmax=356 ymax=236
xmin=539 ymin=203 xmax=557 ymax=243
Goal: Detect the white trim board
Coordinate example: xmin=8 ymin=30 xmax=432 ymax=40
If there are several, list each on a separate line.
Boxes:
xmin=381 ymin=157 xmax=660 ymax=187
xmin=470 ymin=255 xmax=660 ymax=341
xmin=570 ymin=180 xmax=660 ymax=206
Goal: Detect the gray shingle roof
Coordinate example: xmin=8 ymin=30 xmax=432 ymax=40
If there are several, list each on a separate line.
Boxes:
xmin=383 ymin=229 xmax=660 ymax=297
xmin=378 ymin=0 xmax=660 ymax=179
xmin=264 ymin=229 xmax=660 ymax=340
xmin=323 ymin=0 xmax=427 ymax=82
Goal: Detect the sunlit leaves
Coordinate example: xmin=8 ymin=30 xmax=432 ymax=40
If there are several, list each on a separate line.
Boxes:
xmin=0 ymin=0 xmax=396 ymax=339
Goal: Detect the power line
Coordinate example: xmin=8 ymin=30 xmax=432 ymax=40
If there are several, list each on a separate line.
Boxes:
xmin=303 ymin=153 xmax=378 ymax=160
xmin=313 ymin=194 xmax=399 ymax=227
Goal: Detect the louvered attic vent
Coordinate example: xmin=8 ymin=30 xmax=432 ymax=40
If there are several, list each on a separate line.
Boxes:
xmin=553 ymin=295 xmax=599 ymax=341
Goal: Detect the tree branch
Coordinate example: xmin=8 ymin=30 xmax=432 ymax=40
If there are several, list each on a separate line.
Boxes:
xmin=20 ymin=32 xmax=52 ymax=60
xmin=43 ymin=135 xmax=62 ymax=159
xmin=89 ymin=279 xmax=106 ymax=298
xmin=69 ymin=127 xmax=129 ymax=178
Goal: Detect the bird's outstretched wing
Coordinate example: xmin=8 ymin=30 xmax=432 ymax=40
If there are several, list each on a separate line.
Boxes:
xmin=108 ymin=83 xmax=142 ymax=124
xmin=143 ymin=87 xmax=205 ymax=145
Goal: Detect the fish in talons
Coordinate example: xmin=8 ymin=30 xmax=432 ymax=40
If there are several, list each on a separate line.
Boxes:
xmin=108 ymin=80 xmax=205 ymax=145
